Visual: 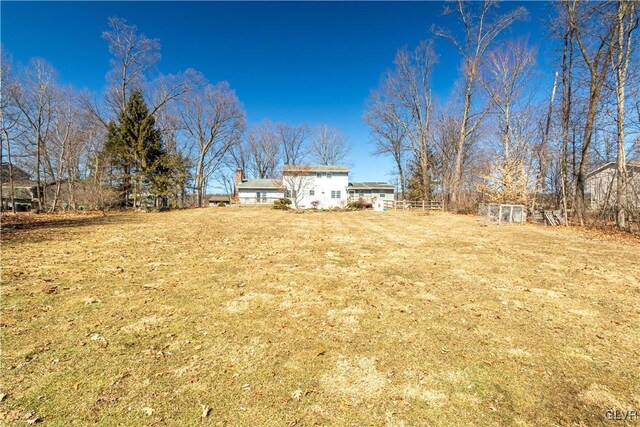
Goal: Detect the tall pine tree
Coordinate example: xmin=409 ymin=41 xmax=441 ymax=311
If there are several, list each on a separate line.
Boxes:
xmin=104 ymin=90 xmax=168 ymax=207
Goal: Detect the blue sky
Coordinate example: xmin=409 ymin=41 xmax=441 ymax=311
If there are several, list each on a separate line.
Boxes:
xmin=2 ymin=1 xmax=554 ymax=184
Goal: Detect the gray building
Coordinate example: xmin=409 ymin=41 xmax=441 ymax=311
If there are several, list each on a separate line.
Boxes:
xmin=586 ymin=161 xmax=640 ymax=209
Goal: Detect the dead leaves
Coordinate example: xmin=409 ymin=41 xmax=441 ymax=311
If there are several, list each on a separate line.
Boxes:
xmin=200 ymin=404 xmax=211 ymax=418
xmin=89 ymin=333 xmax=108 ymax=347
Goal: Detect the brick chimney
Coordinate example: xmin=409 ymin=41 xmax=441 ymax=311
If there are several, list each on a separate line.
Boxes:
xmin=234 ymin=168 xmax=243 ymax=201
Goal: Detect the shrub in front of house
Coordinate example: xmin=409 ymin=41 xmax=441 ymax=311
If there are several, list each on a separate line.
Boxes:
xmin=273 ymin=198 xmax=292 ymax=210
xmin=347 ymin=198 xmax=372 ymax=210
xmin=218 ymin=202 xmax=227 ymax=207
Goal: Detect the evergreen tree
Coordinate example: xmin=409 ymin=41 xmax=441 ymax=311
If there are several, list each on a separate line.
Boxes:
xmin=104 ymin=90 xmax=168 ymax=207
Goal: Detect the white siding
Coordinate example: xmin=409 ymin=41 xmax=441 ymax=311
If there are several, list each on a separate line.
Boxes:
xmin=238 ymin=189 xmax=285 ymax=204
xmin=283 ymin=172 xmax=349 ymax=208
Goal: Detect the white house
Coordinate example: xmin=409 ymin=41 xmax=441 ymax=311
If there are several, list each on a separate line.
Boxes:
xmin=282 ymin=164 xmax=350 ymax=208
xmin=234 ymin=164 xmax=395 ymax=208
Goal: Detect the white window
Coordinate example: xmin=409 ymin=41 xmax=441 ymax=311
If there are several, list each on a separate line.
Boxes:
xmin=309 ymin=189 xmax=315 ymax=196
xmin=380 ymin=193 xmax=385 ymax=198
xmin=331 ymin=190 xmax=341 ymax=199
xmin=327 ymin=172 xmax=333 ymax=178
xmin=316 ymin=173 xmax=322 ymax=178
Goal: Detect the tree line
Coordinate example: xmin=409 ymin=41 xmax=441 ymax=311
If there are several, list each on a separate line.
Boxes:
xmin=2 ymin=1 xmax=639 ymax=231
xmin=1 ymin=17 xmax=350 ymax=211
xmin=364 ymin=0 xmax=639 ymax=230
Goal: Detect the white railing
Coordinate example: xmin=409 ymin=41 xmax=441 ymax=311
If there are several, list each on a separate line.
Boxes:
xmin=238 ymin=197 xmax=281 ymax=206
xmin=383 ymin=200 xmax=444 ymax=211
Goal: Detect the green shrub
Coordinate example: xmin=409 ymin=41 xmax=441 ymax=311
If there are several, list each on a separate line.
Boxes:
xmin=273 ymin=198 xmax=292 ymax=210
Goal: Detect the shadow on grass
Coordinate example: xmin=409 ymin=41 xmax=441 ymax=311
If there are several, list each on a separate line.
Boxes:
xmin=0 ymin=213 xmax=136 ymax=242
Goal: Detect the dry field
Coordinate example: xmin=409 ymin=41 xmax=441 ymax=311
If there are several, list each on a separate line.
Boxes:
xmin=1 ymin=208 xmax=639 ymax=426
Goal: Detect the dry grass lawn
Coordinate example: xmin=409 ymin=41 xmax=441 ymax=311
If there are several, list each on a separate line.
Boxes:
xmin=1 ymin=208 xmax=639 ymax=426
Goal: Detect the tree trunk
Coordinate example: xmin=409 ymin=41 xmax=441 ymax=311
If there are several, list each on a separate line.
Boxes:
xmin=532 ymin=71 xmax=559 ymax=211
xmin=195 ymin=153 xmax=206 ymax=208
xmin=574 ymin=76 xmax=605 ymax=226
xmin=35 ymin=130 xmax=43 ymax=212
xmin=613 ymin=0 xmax=635 ymax=229
xmin=560 ymin=23 xmax=574 ymax=226
xmin=451 ymin=76 xmax=474 ymax=207
xmin=395 ymin=157 xmax=406 ymax=200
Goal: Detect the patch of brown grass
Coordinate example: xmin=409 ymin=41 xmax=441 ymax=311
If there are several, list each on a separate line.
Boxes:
xmin=1 ymin=208 xmax=639 ymax=425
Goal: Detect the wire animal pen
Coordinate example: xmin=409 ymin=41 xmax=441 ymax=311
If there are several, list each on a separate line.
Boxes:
xmin=478 ymin=203 xmax=526 ymax=224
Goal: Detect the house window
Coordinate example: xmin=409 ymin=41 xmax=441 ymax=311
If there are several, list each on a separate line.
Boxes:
xmin=309 ymin=189 xmax=315 ymax=196
xmin=359 ymin=192 xmax=364 ymax=197
xmin=327 ymin=172 xmax=333 ymax=178
xmin=316 ymin=173 xmax=322 ymax=178
xmin=331 ymin=190 xmax=341 ymax=199
xmin=380 ymin=193 xmax=385 ymax=198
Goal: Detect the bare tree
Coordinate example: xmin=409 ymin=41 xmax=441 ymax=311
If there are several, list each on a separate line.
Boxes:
xmin=434 ymin=0 xmax=527 ymax=207
xmin=179 ymin=81 xmax=246 ymax=207
xmin=247 ymin=120 xmax=281 ymax=178
xmin=102 ymin=17 xmax=161 ymax=116
xmin=612 ymin=0 xmax=638 ymax=229
xmin=366 ymin=41 xmax=437 ymax=200
xmin=277 ymin=123 xmax=308 ymax=165
xmin=364 ymin=88 xmax=409 ymax=198
xmin=480 ymin=40 xmax=539 ymax=204
xmin=10 ymin=58 xmax=60 ymax=212
xmin=1 ymin=47 xmax=20 ymax=212
xmin=432 ymin=110 xmax=461 ymax=202
xmin=48 ymin=87 xmax=84 ymax=212
xmin=556 ymin=2 xmax=577 ymax=225
xmin=569 ymin=1 xmax=617 ymax=225
xmin=308 ymin=124 xmax=349 ymax=165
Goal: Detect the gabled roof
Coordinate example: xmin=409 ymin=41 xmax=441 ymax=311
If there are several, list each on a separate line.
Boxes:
xmin=1 ymin=163 xmax=37 ymax=186
xmin=348 ymin=182 xmax=395 ymax=191
xmin=238 ymin=179 xmax=283 ymax=190
xmin=282 ymin=164 xmax=350 ymax=173
xmin=208 ymin=194 xmax=232 ymax=202
xmin=587 ymin=161 xmax=640 ymax=178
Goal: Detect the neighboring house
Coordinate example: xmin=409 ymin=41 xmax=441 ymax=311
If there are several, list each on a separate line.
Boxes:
xmin=1 ymin=163 xmax=40 ymax=211
xmin=208 ymin=194 xmax=232 ymax=206
xmin=237 ymin=178 xmax=285 ymax=205
xmin=586 ymin=161 xmax=640 ymax=209
xmin=282 ymin=164 xmax=350 ymax=208
xmin=347 ymin=182 xmax=395 ymax=202
xmin=233 ymin=164 xmax=394 ymax=208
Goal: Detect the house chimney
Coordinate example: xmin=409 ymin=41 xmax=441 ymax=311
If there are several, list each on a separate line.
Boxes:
xmin=234 ymin=168 xmax=243 ymax=201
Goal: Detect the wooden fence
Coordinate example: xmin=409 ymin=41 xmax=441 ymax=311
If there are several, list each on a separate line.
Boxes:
xmin=383 ymin=199 xmax=444 ymax=211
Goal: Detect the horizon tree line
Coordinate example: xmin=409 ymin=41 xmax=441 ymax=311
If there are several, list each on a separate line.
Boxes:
xmin=2 ymin=1 xmax=639 ymax=231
